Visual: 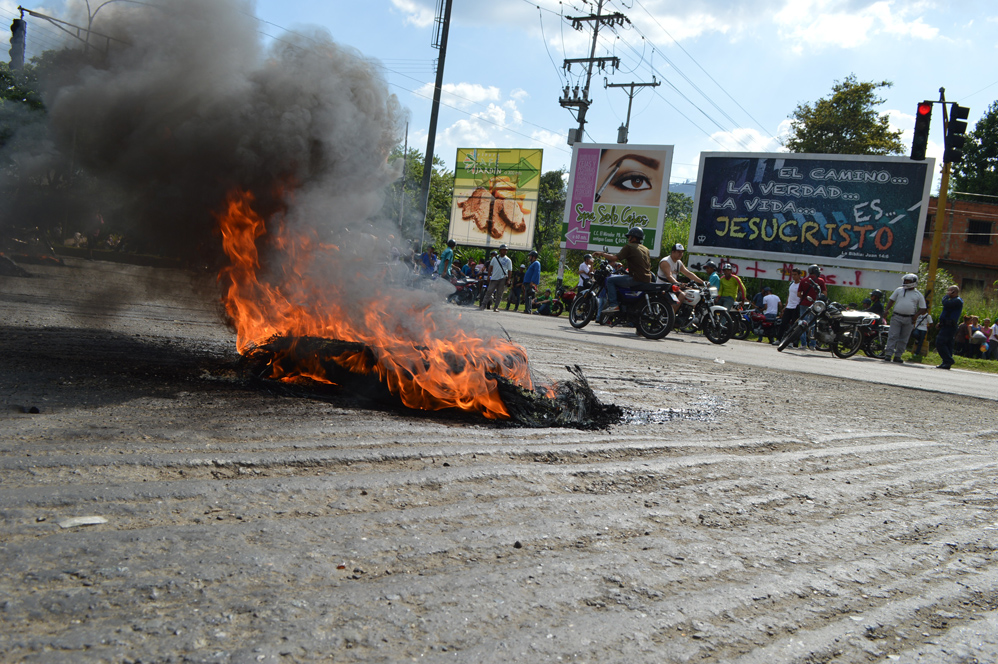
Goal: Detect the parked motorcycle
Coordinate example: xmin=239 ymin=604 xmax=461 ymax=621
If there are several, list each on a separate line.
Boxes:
xmin=569 ymin=259 xmax=678 ymax=339
xmin=746 ymin=309 xmax=781 ymax=342
xmin=729 ymin=300 xmax=753 ymax=341
xmin=446 ymin=275 xmax=480 ymax=306
xmin=548 ymin=283 xmax=579 ymax=317
xmin=777 ymin=300 xmax=882 ymax=358
xmin=674 ymin=285 xmax=734 ymax=345
xmin=860 ymin=313 xmax=889 ymax=358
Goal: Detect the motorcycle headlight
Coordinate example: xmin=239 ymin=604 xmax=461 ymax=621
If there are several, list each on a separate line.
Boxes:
xmin=708 ymin=286 xmax=718 ymax=297
xmin=812 ymin=300 xmax=826 ymax=315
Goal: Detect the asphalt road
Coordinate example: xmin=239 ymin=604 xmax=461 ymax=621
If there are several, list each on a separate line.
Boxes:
xmin=3 ymin=259 xmax=998 ymax=664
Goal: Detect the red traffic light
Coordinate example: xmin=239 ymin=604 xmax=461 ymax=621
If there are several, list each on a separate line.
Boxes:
xmin=917 ymin=102 xmax=933 ymax=115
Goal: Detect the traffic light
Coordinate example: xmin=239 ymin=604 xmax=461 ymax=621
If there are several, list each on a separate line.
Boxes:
xmin=9 ymin=18 xmax=26 ymax=70
xmin=944 ymin=104 xmax=970 ymax=164
xmin=910 ymin=101 xmax=932 ymax=161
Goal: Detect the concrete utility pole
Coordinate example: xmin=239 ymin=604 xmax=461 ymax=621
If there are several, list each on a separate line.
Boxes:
xmin=418 ymin=0 xmax=453 ymax=251
xmin=557 ymin=0 xmax=626 ymax=145
xmin=606 ymin=78 xmax=660 ymax=143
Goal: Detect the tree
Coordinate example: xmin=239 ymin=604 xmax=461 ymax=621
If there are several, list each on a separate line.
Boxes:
xmin=534 ymin=169 xmax=566 ymax=250
xmin=382 ymin=146 xmax=453 ymax=249
xmin=782 ymin=74 xmax=904 ymax=155
xmin=0 ymin=61 xmax=46 ymax=154
xmin=951 ymin=100 xmax=998 ymax=200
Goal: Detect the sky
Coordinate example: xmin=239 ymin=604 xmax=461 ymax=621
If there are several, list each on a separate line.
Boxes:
xmin=4 ymin=0 xmax=998 ymax=193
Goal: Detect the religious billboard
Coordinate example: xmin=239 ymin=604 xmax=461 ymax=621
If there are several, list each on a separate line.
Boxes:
xmin=448 ymin=148 xmax=543 ymax=251
xmin=561 ymin=143 xmax=674 ymax=257
xmin=690 ymin=153 xmax=935 ymax=272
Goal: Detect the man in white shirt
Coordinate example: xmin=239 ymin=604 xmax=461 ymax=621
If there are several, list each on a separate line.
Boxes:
xmin=657 ymin=243 xmax=704 ymax=314
xmin=759 ymin=286 xmax=782 ymax=343
xmin=883 ymin=273 xmax=927 ymax=363
xmin=777 ymin=268 xmax=802 ymax=347
xmin=480 ymin=244 xmax=513 ymax=311
xmin=577 ymin=254 xmax=594 ymax=289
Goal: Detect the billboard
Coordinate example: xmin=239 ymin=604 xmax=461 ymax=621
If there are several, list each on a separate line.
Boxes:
xmin=449 ymin=148 xmax=543 ymax=251
xmin=561 ymin=143 xmax=674 ymax=257
xmin=690 ymin=153 xmax=935 ymax=272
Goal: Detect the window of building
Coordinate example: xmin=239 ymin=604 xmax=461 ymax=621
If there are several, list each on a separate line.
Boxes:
xmin=967 ymin=219 xmax=992 ymax=246
xmin=962 ymin=278 xmax=985 ymax=292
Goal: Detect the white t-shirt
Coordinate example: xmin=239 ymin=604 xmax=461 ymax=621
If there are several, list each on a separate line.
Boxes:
xmin=489 ymin=255 xmax=513 ymax=280
xmin=914 ymin=313 xmax=932 ymax=331
xmin=657 ymin=256 xmax=682 ymax=282
xmin=763 ymin=293 xmax=781 ymax=316
xmin=786 ymin=281 xmax=801 ymax=309
xmin=577 ymin=261 xmax=592 ymax=287
xmin=889 ymin=287 xmax=926 ymax=316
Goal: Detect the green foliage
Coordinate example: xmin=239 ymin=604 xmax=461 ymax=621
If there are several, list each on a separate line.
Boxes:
xmin=951 ymin=100 xmax=998 ymax=200
xmin=534 ymin=169 xmax=566 ymax=251
xmin=783 ymin=74 xmax=905 ymax=155
xmin=659 ymin=192 xmax=693 ymax=255
xmin=0 ymin=61 xmax=46 ymax=154
xmin=381 ymin=146 xmax=453 ymax=250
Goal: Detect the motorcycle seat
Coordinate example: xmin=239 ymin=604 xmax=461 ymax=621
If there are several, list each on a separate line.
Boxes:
xmin=630 ymin=282 xmax=671 ymax=292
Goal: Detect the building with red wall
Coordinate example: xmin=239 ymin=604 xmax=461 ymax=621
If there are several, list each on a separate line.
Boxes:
xmin=921 ymin=197 xmax=998 ymax=297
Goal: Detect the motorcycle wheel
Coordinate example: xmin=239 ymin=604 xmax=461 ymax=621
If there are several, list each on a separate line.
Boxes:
xmin=569 ymin=293 xmax=596 ymax=329
xmin=731 ymin=315 xmax=750 ymax=340
xmin=636 ymin=300 xmax=675 ymax=340
xmin=703 ymin=310 xmax=734 ymax=344
xmin=863 ymin=329 xmax=889 ymax=359
xmin=550 ymin=301 xmax=564 ymax=317
xmin=777 ymin=321 xmax=805 ymax=351
xmin=831 ymin=328 xmax=864 ymax=358
xmin=455 ymin=289 xmax=474 ymax=306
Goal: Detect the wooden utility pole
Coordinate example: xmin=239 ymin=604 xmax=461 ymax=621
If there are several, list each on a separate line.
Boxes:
xmin=417 ymin=0 xmax=453 ymax=251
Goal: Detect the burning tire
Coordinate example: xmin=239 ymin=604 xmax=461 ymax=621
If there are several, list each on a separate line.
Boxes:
xmin=569 ymin=292 xmax=597 ymax=329
xmin=636 ymin=301 xmax=674 ymax=340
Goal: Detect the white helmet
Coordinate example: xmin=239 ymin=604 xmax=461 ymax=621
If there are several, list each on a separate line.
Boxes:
xmin=902 ymin=273 xmax=918 ymax=290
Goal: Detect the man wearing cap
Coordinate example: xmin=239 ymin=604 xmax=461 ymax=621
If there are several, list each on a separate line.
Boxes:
xmin=716 ymin=263 xmax=746 ymax=310
xmin=657 ymin=242 xmax=704 ymax=314
xmin=522 ymin=250 xmax=541 ymax=314
xmin=480 ymin=244 xmax=512 ymax=311
xmin=593 ymin=227 xmax=652 ymax=314
xmin=505 ymin=263 xmax=526 ymax=311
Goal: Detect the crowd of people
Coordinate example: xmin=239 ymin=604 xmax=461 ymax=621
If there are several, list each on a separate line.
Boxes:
xmin=407 ymin=239 xmax=996 ymax=365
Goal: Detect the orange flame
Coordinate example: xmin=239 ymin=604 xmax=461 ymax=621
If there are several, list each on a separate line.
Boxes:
xmin=216 ymin=189 xmax=534 ymax=419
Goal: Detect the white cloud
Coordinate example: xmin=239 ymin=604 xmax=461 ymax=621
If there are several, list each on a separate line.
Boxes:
xmin=774 ymin=0 xmax=939 ymax=53
xmin=414 ymin=82 xmax=502 ymax=110
xmin=709 ymin=127 xmax=782 ymax=152
xmin=390 ymin=0 xmax=435 ymax=28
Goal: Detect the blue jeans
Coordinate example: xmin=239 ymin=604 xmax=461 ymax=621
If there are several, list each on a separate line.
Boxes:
xmin=606 ymin=274 xmax=637 ymax=308
xmin=936 ymin=324 xmax=956 ymax=366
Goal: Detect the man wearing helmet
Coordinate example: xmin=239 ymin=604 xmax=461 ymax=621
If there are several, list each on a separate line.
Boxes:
xmin=593 ymin=227 xmax=652 ymax=314
xmin=703 ymin=260 xmax=721 ymax=290
xmin=865 ymin=289 xmax=885 ymax=317
xmin=480 ymin=244 xmax=512 ymax=311
xmin=437 ymin=239 xmax=457 ymax=278
xmin=716 ymin=263 xmax=746 ymax=310
xmin=883 ymin=273 xmax=927 ymax=363
xmin=797 ymin=265 xmax=827 ymax=309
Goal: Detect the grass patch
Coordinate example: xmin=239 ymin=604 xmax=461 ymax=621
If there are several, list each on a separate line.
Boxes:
xmin=904 ymin=350 xmax=998 ymax=374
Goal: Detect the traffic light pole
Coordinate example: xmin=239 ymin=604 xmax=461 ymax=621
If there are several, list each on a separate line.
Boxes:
xmin=921 ymin=88 xmax=949 ymax=356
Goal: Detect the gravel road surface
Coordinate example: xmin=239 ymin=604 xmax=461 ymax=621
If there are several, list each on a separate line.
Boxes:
xmin=2 ymin=259 xmax=998 ymax=663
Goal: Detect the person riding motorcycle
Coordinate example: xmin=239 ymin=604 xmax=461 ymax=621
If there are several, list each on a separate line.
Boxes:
xmin=592 ymin=227 xmax=652 ymax=314
xmin=657 ymin=242 xmax=704 ymax=315
xmin=703 ymin=260 xmax=720 ymax=290
xmin=865 ymin=289 xmax=885 ymax=317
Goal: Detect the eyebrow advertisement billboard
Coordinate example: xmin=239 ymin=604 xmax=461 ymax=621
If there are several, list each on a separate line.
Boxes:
xmin=690 ymin=153 xmax=935 ymax=272
xmin=448 ymin=148 xmax=543 ymax=251
xmin=561 ymin=143 xmax=674 ymax=257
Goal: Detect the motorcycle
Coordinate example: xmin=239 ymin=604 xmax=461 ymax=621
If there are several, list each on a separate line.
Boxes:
xmin=746 ymin=309 xmax=781 ymax=342
xmin=674 ymin=285 xmax=734 ymax=345
xmin=860 ymin=313 xmax=889 ymax=358
xmin=569 ymin=259 xmax=678 ymax=339
xmin=446 ymin=274 xmax=480 ymax=306
xmin=729 ymin=300 xmax=753 ymax=341
xmin=777 ymin=300 xmax=882 ymax=358
xmin=548 ymin=283 xmax=579 ymax=317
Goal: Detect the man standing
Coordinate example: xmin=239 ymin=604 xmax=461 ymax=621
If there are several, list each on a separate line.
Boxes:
xmin=883 ymin=273 xmax=927 ymax=364
xmin=779 ymin=268 xmax=803 ymax=346
xmin=593 ymin=227 xmax=653 ymax=314
xmin=480 ymin=244 xmax=512 ymax=311
xmin=657 ymin=242 xmax=705 ymax=314
xmin=716 ymin=263 xmax=746 ymax=310
xmin=437 ymin=239 xmax=456 ymax=278
xmin=759 ymin=286 xmax=782 ymax=343
xmin=796 ymin=265 xmax=827 ymax=350
xmin=934 ymin=284 xmax=963 ymax=369
xmin=506 ymin=264 xmax=525 ymax=311
xmin=522 ymin=250 xmax=541 ymax=314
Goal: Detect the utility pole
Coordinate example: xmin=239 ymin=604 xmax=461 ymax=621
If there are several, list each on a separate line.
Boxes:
xmin=605 ymin=77 xmax=659 ymax=143
xmin=557 ymin=1 xmax=626 ymax=145
xmin=418 ymin=0 xmax=453 ymax=251
xmin=555 ymin=1 xmax=626 ymax=287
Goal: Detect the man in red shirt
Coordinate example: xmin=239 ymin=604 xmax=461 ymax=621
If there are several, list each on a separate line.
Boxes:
xmin=795 ymin=265 xmax=827 ymax=350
